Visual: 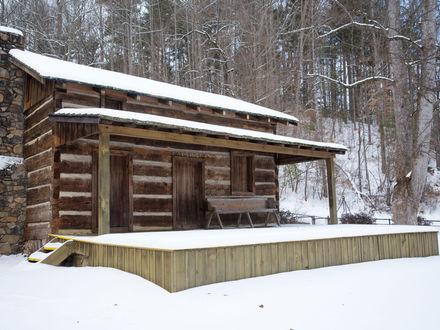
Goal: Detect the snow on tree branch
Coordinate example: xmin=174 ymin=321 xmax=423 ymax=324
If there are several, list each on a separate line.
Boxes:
xmin=307 ymin=73 xmax=393 ymax=88
xmin=318 ymin=21 xmax=383 ymax=39
xmin=318 ymin=20 xmax=422 ymax=48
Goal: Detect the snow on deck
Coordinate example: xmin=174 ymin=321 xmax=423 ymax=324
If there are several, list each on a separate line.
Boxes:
xmin=53 ymin=108 xmax=347 ymax=152
xmin=9 ymin=49 xmax=298 ymax=123
xmin=0 ymin=26 xmax=23 ymax=36
xmin=61 ymin=225 xmax=438 ymax=250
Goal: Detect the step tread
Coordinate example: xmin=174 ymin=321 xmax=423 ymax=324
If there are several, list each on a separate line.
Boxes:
xmin=43 ymin=242 xmax=63 ymax=251
xmin=28 ymin=250 xmax=53 ymax=262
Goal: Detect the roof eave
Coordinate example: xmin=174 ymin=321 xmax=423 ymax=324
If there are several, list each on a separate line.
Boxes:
xmin=9 ymin=56 xmax=46 ymax=85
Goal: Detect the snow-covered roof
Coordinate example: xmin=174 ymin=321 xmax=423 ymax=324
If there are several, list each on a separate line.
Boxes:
xmin=52 ymin=108 xmax=346 ymax=153
xmin=0 ymin=26 xmax=23 ymax=36
xmin=9 ymin=49 xmax=299 ymax=124
xmin=0 ymin=155 xmax=23 ymax=170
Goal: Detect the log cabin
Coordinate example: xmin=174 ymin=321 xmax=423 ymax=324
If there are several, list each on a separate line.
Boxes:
xmin=0 ymin=27 xmax=346 ymax=253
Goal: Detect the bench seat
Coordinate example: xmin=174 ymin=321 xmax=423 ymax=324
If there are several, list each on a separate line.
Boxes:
xmin=205 ymin=197 xmax=280 ymax=229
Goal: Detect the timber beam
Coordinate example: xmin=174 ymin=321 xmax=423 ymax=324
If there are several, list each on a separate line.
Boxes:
xmin=98 ymin=132 xmax=110 ymax=235
xmin=326 ymin=158 xmax=338 ymax=225
xmin=99 ymin=124 xmax=336 ymax=159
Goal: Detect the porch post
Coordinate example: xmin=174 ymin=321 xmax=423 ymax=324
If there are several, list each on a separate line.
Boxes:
xmin=98 ymin=132 xmax=110 ymax=235
xmin=325 ymin=157 xmax=338 ymax=225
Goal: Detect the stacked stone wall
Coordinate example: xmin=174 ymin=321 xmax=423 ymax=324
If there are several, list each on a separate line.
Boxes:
xmin=0 ymin=162 xmax=25 ymax=254
xmin=0 ymin=28 xmax=26 ymax=254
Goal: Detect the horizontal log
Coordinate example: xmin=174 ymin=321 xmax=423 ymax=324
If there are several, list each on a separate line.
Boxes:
xmin=27 ymin=167 xmax=52 ymax=188
xmin=133 ymin=198 xmax=172 ymax=212
xmin=255 ymin=156 xmax=276 ymax=169
xmin=25 ymin=99 xmax=54 ymax=129
xmin=133 ymin=164 xmax=171 ymax=177
xmin=133 ymin=181 xmax=172 ymax=195
xmin=55 ymin=215 xmax=92 ymax=230
xmin=205 ymin=187 xmax=231 ymax=196
xmin=26 ymin=203 xmax=52 ymax=223
xmin=132 ymin=147 xmax=172 ymax=162
xmin=60 ymin=142 xmax=95 ymax=155
xmin=60 ymin=177 xmax=92 ymax=192
xmin=25 ymin=222 xmax=51 ymax=240
xmin=56 ymin=92 xmax=100 ymax=108
xmin=255 ymin=170 xmax=276 ymax=182
xmin=24 ymin=117 xmax=52 ymax=143
xmin=24 ymin=132 xmax=53 ymax=158
xmin=133 ymin=215 xmax=173 ymax=227
xmin=60 ymin=160 xmax=92 ymax=174
xmin=206 ymin=167 xmax=230 ymax=181
xmin=25 ymin=149 xmax=52 ymax=170
xmin=60 ymin=83 xmax=101 ymax=98
xmin=59 ymin=196 xmax=92 ymax=211
xmin=255 ymin=186 xmax=277 ymax=195
xmin=27 ymin=185 xmax=51 ymax=206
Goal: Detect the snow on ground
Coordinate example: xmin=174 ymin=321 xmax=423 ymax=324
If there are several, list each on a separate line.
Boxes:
xmin=0 ymin=155 xmax=23 ymax=170
xmin=280 ymin=119 xmax=440 ymax=221
xmin=63 ymin=224 xmax=437 ymax=250
xmin=1 ymin=252 xmax=440 ymax=330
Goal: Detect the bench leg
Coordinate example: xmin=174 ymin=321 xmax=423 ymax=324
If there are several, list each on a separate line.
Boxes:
xmin=265 ymin=212 xmax=270 ymax=227
xmin=246 ymin=212 xmax=254 ymax=228
xmin=215 ymin=212 xmax=224 ymax=229
xmin=205 ymin=211 xmax=214 ymax=229
xmin=274 ymin=211 xmax=281 ymax=226
xmin=206 ymin=211 xmax=214 ymax=229
xmin=237 ymin=213 xmax=242 ymax=227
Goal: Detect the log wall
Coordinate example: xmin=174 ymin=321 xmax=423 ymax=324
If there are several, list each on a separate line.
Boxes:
xmin=55 ymin=82 xmax=281 ymax=133
xmin=21 ymin=72 xmax=288 ymax=240
xmin=23 ymin=76 xmax=55 ymax=251
xmin=55 ymin=137 xmax=278 ymax=234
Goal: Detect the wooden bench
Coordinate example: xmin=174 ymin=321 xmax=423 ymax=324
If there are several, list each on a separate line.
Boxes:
xmin=205 ymin=197 xmax=281 ymax=229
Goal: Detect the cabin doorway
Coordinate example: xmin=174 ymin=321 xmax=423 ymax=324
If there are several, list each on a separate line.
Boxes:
xmin=110 ymin=154 xmax=130 ymax=232
xmin=93 ymin=152 xmax=132 ymax=233
xmin=173 ymin=156 xmax=205 ymax=229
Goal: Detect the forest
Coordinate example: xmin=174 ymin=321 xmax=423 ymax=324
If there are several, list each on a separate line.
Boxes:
xmin=1 ymin=0 xmax=439 ymax=224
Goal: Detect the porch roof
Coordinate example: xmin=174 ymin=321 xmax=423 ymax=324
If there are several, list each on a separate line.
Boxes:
xmin=50 ymin=108 xmax=347 ymax=156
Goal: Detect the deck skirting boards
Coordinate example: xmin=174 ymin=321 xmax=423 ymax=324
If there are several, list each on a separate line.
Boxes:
xmin=60 ymin=231 xmax=438 ymax=292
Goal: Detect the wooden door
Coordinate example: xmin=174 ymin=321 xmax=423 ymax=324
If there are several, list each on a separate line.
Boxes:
xmin=93 ymin=153 xmax=132 ymax=233
xmin=173 ymin=157 xmax=204 ymax=229
xmin=110 ymin=154 xmax=131 ymax=232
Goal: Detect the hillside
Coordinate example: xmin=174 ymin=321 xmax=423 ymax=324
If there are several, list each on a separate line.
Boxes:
xmin=280 ymin=119 xmax=440 ymax=221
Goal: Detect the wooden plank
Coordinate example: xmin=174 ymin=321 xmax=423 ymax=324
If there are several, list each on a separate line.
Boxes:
xmin=41 ymin=240 xmax=74 ymax=266
xmin=98 ymin=132 xmax=110 ymax=235
xmin=100 ymin=125 xmax=337 ymax=159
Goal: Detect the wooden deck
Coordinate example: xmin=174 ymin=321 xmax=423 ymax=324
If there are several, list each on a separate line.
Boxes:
xmin=51 ymin=226 xmax=439 ymax=292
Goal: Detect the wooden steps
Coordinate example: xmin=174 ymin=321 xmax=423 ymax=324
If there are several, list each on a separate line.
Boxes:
xmin=27 ymin=238 xmax=74 ymax=265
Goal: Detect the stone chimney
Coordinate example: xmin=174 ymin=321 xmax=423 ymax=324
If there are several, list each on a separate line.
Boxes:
xmin=0 ymin=27 xmax=26 ymax=254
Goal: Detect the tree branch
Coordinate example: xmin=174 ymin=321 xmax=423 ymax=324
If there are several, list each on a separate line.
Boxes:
xmin=307 ymin=73 xmax=393 ymax=88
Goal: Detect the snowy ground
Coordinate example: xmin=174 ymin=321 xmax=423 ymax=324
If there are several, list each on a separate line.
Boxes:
xmin=2 ymin=248 xmax=440 ymax=330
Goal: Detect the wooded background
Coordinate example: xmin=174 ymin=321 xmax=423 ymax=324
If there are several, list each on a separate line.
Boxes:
xmin=2 ymin=0 xmax=439 ymax=224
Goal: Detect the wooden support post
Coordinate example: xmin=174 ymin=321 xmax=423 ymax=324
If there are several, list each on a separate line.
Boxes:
xmin=98 ymin=132 xmax=110 ymax=235
xmin=326 ymin=158 xmax=338 ymax=225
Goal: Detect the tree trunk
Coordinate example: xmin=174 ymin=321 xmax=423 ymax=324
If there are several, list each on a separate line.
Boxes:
xmin=389 ymin=0 xmax=436 ymax=225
